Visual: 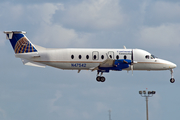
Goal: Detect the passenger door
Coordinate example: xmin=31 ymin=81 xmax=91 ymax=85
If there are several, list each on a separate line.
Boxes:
xmin=108 ymin=51 xmax=114 ymax=59
xmin=92 ymin=51 xmax=99 ymax=60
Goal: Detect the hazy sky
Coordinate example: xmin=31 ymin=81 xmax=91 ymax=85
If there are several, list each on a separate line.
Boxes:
xmin=0 ymin=0 xmax=180 ymax=120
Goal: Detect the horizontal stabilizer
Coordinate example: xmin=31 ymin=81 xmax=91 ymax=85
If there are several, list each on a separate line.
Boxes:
xmin=15 ymin=52 xmax=40 ymax=59
xmin=21 ymin=59 xmax=46 ymax=68
xmin=4 ymin=31 xmax=26 ymax=39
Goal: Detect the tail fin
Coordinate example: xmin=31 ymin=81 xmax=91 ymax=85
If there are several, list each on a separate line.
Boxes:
xmin=4 ymin=31 xmax=37 ymax=53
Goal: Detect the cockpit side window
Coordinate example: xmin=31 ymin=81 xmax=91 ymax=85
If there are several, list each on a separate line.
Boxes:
xmin=145 ymin=55 xmax=149 ymax=59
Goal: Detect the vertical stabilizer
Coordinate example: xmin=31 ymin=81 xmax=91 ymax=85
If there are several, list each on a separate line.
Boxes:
xmin=4 ymin=31 xmax=37 ymax=54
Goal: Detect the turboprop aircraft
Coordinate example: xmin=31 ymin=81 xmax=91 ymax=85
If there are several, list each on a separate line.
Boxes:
xmin=4 ymin=31 xmax=177 ymax=83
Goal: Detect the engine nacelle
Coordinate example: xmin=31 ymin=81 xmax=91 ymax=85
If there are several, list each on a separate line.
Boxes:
xmin=114 ymin=59 xmax=131 ymax=70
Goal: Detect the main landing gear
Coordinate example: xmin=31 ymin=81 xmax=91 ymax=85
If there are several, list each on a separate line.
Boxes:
xmin=170 ymin=69 xmax=175 ymax=83
xmin=96 ymin=72 xmax=106 ymax=82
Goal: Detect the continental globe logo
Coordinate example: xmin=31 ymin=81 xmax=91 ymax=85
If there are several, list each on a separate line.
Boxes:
xmin=14 ymin=37 xmax=37 ymax=53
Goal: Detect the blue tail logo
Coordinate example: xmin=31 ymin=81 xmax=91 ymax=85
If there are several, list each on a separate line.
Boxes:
xmin=4 ymin=31 xmax=37 ymax=53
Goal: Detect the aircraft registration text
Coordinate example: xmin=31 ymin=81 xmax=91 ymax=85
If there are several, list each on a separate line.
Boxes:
xmin=71 ymin=63 xmax=86 ymax=67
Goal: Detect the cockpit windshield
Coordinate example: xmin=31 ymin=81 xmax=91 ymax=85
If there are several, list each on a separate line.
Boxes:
xmin=151 ymin=54 xmax=157 ymax=59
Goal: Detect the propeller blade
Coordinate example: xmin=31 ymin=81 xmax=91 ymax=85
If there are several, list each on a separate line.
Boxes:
xmin=131 ymin=65 xmax=133 ymax=76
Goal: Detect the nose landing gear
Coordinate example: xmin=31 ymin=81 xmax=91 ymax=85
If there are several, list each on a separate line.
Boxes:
xmin=170 ymin=69 xmax=175 ymax=83
xmin=96 ymin=72 xmax=106 ymax=82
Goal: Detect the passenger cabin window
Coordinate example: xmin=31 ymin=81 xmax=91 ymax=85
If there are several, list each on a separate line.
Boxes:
xmin=86 ymin=55 xmax=89 ymax=59
xmin=101 ymin=55 xmax=104 ymax=59
xmin=79 ymin=55 xmax=82 ymax=59
xmin=93 ymin=55 xmax=97 ymax=60
xmin=109 ymin=55 xmax=112 ymax=58
xmin=71 ymin=55 xmax=74 ymax=59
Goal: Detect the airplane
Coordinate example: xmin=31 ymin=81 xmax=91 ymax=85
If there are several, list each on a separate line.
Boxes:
xmin=4 ymin=31 xmax=177 ymax=83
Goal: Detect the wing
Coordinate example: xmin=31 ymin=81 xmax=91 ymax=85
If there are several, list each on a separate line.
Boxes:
xmin=91 ymin=58 xmax=133 ymax=72
xmin=91 ymin=58 xmax=115 ymax=71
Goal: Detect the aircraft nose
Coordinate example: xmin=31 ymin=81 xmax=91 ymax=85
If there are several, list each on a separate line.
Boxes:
xmin=170 ymin=62 xmax=177 ymax=69
xmin=158 ymin=59 xmax=177 ymax=69
xmin=166 ymin=60 xmax=177 ymax=69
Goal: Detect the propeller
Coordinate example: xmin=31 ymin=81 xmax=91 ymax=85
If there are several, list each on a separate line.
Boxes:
xmin=130 ymin=61 xmax=137 ymax=76
xmin=131 ymin=64 xmax=133 ymax=76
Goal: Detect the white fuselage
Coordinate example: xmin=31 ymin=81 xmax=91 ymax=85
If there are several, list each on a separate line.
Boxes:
xmin=4 ymin=31 xmax=177 ymax=83
xmin=16 ymin=48 xmax=177 ymax=71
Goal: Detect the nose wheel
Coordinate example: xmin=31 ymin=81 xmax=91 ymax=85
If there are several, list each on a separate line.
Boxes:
xmin=170 ymin=78 xmax=175 ymax=83
xmin=96 ymin=72 xmax=106 ymax=82
xmin=170 ymin=69 xmax=175 ymax=83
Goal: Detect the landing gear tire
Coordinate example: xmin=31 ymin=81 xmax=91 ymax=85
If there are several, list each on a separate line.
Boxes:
xmin=96 ymin=76 xmax=101 ymax=82
xmin=96 ymin=76 xmax=106 ymax=82
xmin=100 ymin=77 xmax=106 ymax=82
xmin=170 ymin=78 xmax=175 ymax=83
